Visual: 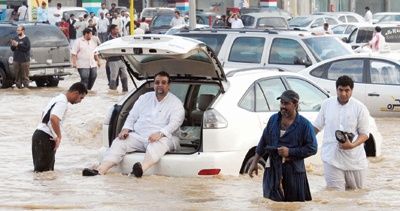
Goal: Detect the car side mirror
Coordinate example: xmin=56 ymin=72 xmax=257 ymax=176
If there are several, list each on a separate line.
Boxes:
xmin=341 ymin=37 xmax=348 ymax=43
xmin=311 ymin=24 xmax=318 ymax=28
xmin=294 ymin=56 xmax=312 ymax=67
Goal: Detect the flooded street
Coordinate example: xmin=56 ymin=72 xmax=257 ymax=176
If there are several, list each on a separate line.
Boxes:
xmin=0 ymin=66 xmax=399 ymax=210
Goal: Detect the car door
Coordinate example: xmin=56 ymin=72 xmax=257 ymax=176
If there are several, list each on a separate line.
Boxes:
xmin=268 ymin=38 xmax=311 ymax=72
xmin=223 ymin=36 xmax=266 ymax=69
xmin=366 ymin=59 xmax=400 ymax=117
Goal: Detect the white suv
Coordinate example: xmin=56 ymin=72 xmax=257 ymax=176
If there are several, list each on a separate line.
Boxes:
xmin=96 ymin=35 xmax=381 ymax=177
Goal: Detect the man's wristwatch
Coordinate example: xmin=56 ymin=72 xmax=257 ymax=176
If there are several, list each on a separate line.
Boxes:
xmin=159 ymin=132 xmax=165 ymax=137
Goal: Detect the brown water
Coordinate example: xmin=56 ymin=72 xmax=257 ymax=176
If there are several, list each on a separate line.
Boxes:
xmin=0 ymin=67 xmax=399 ymax=210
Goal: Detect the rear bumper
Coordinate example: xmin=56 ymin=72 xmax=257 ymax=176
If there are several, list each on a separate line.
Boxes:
xmin=29 ymin=67 xmax=73 ymax=77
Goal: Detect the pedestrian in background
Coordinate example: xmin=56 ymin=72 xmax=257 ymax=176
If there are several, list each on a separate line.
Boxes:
xmin=32 ymin=82 xmax=87 ymax=172
xmin=248 ymin=90 xmax=317 ymax=202
xmin=97 ymin=12 xmax=109 ymax=43
xmin=228 ymin=12 xmax=244 ymax=29
xmin=364 ymin=6 xmax=372 ymax=24
xmin=37 ymin=2 xmax=48 ymax=23
xmin=58 ymin=18 xmax=70 ymax=40
xmin=71 ymin=28 xmax=101 ymax=90
xmin=170 ymin=11 xmax=185 ymax=26
xmin=313 ymin=75 xmax=370 ymax=191
xmin=97 ymin=3 xmax=108 ymax=17
xmin=5 ymin=5 xmax=15 ymax=21
xmin=323 ymin=23 xmax=333 ymax=34
xmin=11 ymin=25 xmax=31 ymax=89
xmin=75 ymin=15 xmax=87 ymax=38
xmin=53 ymin=3 xmax=62 ymax=26
xmin=17 ymin=1 xmax=28 ymax=21
xmin=111 ymin=12 xmax=124 ymax=36
xmin=68 ymin=14 xmax=77 ymax=49
xmin=139 ymin=17 xmax=149 ymax=32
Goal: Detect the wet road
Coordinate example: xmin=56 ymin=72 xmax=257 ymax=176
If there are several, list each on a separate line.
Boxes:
xmin=0 ymin=68 xmax=399 ymax=210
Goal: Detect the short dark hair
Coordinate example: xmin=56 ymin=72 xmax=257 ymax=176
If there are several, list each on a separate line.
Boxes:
xmin=111 ymin=3 xmax=116 ymax=6
xmin=61 ymin=18 xmax=66 ymax=21
xmin=365 ymin=6 xmax=370 ymax=10
xmin=375 ymin=26 xmax=381 ymax=32
xmin=70 ymin=14 xmax=74 ymax=17
xmin=141 ymin=17 xmax=146 ymax=22
xmin=324 ymin=23 xmax=328 ymax=27
xmin=134 ymin=21 xmax=140 ymax=28
xmin=90 ymin=12 xmax=94 ymax=15
xmin=82 ymin=28 xmax=92 ymax=35
xmin=155 ymin=71 xmax=171 ymax=84
xmin=18 ymin=25 xmax=25 ymax=31
xmin=175 ymin=11 xmax=180 ymax=15
xmin=101 ymin=3 xmax=106 ymax=6
xmin=68 ymin=82 xmax=88 ymax=94
xmin=57 ymin=3 xmax=62 ymax=7
xmin=84 ymin=14 xmax=89 ymax=18
xmin=22 ymin=1 xmax=26 ymax=6
xmin=110 ymin=24 xmax=118 ymax=31
xmin=336 ymin=75 xmax=354 ymax=89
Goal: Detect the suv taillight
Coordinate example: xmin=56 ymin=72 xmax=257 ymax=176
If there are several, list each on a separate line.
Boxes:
xmin=203 ymin=109 xmax=228 ymax=129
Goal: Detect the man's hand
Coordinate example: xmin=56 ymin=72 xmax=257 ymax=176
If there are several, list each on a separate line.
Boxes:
xmin=339 ymin=134 xmax=354 ymax=150
xmin=148 ymin=132 xmax=164 ymax=143
xmin=50 ymin=136 xmax=61 ymax=151
xmin=97 ymin=60 xmax=101 ymax=67
xmin=278 ymin=146 xmax=289 ymax=157
xmin=118 ymin=129 xmax=130 ymax=140
xmin=248 ymin=161 xmax=258 ymax=178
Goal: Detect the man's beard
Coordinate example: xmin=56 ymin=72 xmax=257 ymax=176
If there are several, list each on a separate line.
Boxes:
xmin=156 ymin=89 xmax=165 ymax=95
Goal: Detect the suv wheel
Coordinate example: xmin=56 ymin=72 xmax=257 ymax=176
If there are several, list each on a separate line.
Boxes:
xmin=35 ymin=77 xmax=59 ymax=87
xmin=47 ymin=77 xmax=59 ymax=87
xmin=0 ymin=67 xmax=13 ymax=88
xmin=242 ymin=155 xmax=266 ymax=174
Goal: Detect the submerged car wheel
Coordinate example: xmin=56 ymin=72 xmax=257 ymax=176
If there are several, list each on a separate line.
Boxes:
xmin=47 ymin=77 xmax=59 ymax=87
xmin=35 ymin=78 xmax=46 ymax=87
xmin=242 ymin=155 xmax=266 ymax=175
xmin=0 ymin=67 xmax=13 ymax=88
xmin=35 ymin=77 xmax=59 ymax=87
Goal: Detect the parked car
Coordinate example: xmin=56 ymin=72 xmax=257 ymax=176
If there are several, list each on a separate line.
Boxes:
xmin=298 ymin=54 xmax=400 ymax=117
xmin=372 ymin=12 xmax=388 ymax=24
xmin=289 ymin=15 xmax=340 ymax=32
xmin=48 ymin=7 xmax=88 ymax=25
xmin=0 ymin=22 xmax=72 ymax=88
xmin=241 ymin=13 xmax=288 ymax=29
xmin=95 ymin=35 xmax=381 ymax=177
xmin=239 ymin=7 xmax=293 ymax=21
xmin=165 ymin=24 xmax=211 ymax=35
xmin=312 ymin=12 xmax=366 ymax=23
xmin=375 ymin=12 xmax=400 ymax=24
xmin=140 ymin=7 xmax=175 ymax=24
xmin=332 ymin=23 xmax=359 ymax=36
xmin=149 ymin=11 xmax=215 ymax=34
xmin=344 ymin=24 xmax=400 ymax=51
xmin=176 ymin=29 xmax=353 ymax=72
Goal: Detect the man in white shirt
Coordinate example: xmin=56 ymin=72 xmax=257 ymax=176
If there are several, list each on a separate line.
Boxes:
xmin=32 ymin=82 xmax=87 ymax=172
xmin=97 ymin=12 xmax=109 ymax=43
xmin=97 ymin=3 xmax=108 ymax=17
xmin=228 ymin=12 xmax=244 ymax=29
xmin=366 ymin=26 xmax=386 ymax=52
xmin=75 ymin=15 xmax=87 ymax=38
xmin=313 ymin=75 xmax=370 ymax=191
xmin=170 ymin=11 xmax=185 ymax=27
xmin=364 ymin=6 xmax=372 ymax=24
xmin=111 ymin=12 xmax=124 ymax=36
xmin=89 ymin=12 xmax=98 ymax=27
xmin=139 ymin=17 xmax=149 ymax=32
xmin=53 ymin=3 xmax=62 ymax=26
xmin=17 ymin=1 xmax=28 ymax=21
xmin=323 ymin=23 xmax=333 ymax=34
xmin=82 ymin=71 xmax=185 ymax=177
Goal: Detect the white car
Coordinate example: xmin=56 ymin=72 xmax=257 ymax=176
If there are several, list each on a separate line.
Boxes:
xmin=289 ymin=15 xmax=340 ymax=32
xmin=313 ymin=12 xmax=366 ymax=23
xmin=95 ymin=35 xmax=381 ymax=177
xmin=298 ymin=54 xmax=400 ymax=118
xmin=165 ymin=24 xmax=211 ymax=35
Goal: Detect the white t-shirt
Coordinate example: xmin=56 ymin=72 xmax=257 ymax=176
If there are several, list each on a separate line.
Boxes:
xmin=37 ymin=94 xmax=68 ymax=138
xmin=369 ymin=32 xmax=386 ymax=52
xmin=170 ymin=17 xmax=185 ymax=27
xmin=97 ymin=8 xmax=109 ymax=17
xmin=229 ymin=18 xmax=244 ymax=29
xmin=313 ymin=97 xmax=370 ymax=170
xmin=139 ymin=22 xmax=149 ymax=31
xmin=54 ymin=8 xmax=62 ymax=23
xmin=18 ymin=5 xmax=28 ymax=20
xmin=364 ymin=10 xmax=372 ymax=24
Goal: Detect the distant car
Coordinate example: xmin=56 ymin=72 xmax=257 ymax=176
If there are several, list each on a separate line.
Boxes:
xmin=165 ymin=24 xmax=211 ymax=35
xmin=332 ymin=23 xmax=358 ymax=36
xmin=372 ymin=12 xmax=388 ymax=24
xmin=47 ymin=7 xmax=88 ymax=25
xmin=0 ymin=22 xmax=72 ymax=88
xmin=95 ymin=34 xmax=382 ymax=177
xmin=312 ymin=12 xmax=366 ymax=23
xmin=344 ymin=24 xmax=400 ymax=51
xmin=376 ymin=12 xmax=400 ymax=24
xmin=139 ymin=7 xmax=175 ymax=24
xmin=298 ymin=54 xmax=400 ymax=117
xmin=239 ymin=7 xmax=293 ymax=21
xmin=241 ymin=13 xmax=288 ymax=29
xmin=289 ymin=15 xmax=340 ymax=32
xmin=149 ymin=11 xmax=214 ymax=34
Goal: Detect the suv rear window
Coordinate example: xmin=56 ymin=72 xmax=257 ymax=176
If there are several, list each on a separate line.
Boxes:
xmin=176 ymin=34 xmax=227 ymax=55
xmin=229 ymin=37 xmax=265 ymax=63
xmin=355 ymin=27 xmax=400 ymax=43
xmin=0 ymin=25 xmax=69 ymax=47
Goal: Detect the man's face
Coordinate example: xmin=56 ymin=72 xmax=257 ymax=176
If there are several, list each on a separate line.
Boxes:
xmin=279 ymin=100 xmax=297 ymax=118
xmin=175 ymin=13 xmax=180 ymax=18
xmin=336 ymin=85 xmax=352 ymax=104
xmin=41 ymin=4 xmax=46 ymax=9
xmin=112 ymin=27 xmax=119 ymax=35
xmin=154 ymin=75 xmax=170 ymax=96
xmin=16 ymin=27 xmax=23 ymax=36
xmin=102 ymin=4 xmax=106 ymax=9
xmin=71 ymin=92 xmax=86 ymax=104
xmin=100 ymin=13 xmax=104 ymax=18
xmin=83 ymin=31 xmax=92 ymax=41
xmin=111 ymin=4 xmax=116 ymax=9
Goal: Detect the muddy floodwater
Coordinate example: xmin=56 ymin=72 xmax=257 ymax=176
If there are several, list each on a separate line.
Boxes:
xmin=0 ymin=67 xmax=399 ymax=210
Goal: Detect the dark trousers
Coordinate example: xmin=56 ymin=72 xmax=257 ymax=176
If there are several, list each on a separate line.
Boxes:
xmin=32 ymin=130 xmax=56 ymax=172
xmin=78 ymin=67 xmax=97 ymax=90
xmin=13 ymin=61 xmax=30 ymax=88
xmin=106 ymin=61 xmax=119 ymax=87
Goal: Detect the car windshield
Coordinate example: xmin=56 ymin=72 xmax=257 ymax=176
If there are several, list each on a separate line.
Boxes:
xmin=257 ymin=17 xmax=288 ymax=28
xmin=64 ymin=10 xmax=87 ymax=21
xmin=303 ymin=37 xmax=352 ymax=62
xmin=142 ymin=9 xmax=172 ymax=18
xmin=372 ymin=14 xmax=385 ymax=21
xmin=176 ymin=34 xmax=227 ymax=55
xmin=289 ymin=17 xmax=313 ymax=27
xmin=150 ymin=13 xmax=174 ymax=28
xmin=23 ymin=26 xmax=69 ymax=47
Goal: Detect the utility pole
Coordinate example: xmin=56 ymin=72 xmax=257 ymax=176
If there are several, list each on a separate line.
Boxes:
xmin=189 ymin=0 xmax=196 ymax=30
xmin=130 ymin=0 xmax=135 ymax=35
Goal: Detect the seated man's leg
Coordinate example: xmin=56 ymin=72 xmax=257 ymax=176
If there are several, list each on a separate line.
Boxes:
xmin=141 ymin=137 xmax=174 ymax=172
xmin=344 ymin=169 xmax=366 ymax=189
xmin=98 ymin=136 xmax=144 ymax=174
xmin=323 ymin=161 xmax=346 ymax=191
